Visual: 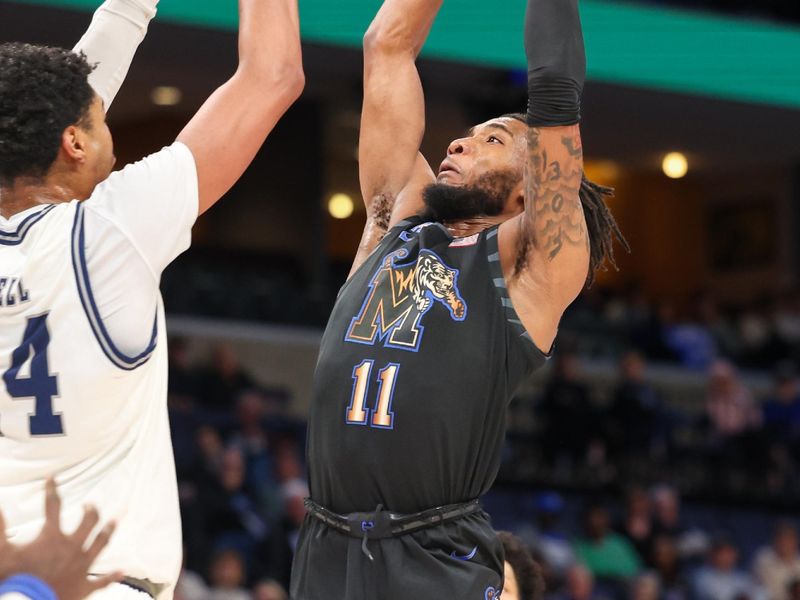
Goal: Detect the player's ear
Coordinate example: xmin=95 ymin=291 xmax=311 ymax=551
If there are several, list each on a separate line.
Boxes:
xmin=61 ymin=125 xmax=88 ymax=164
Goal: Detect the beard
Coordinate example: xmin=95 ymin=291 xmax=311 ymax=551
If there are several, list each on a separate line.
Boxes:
xmin=419 ymin=168 xmax=520 ymax=223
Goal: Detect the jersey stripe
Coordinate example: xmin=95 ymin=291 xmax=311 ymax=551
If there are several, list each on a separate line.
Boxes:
xmin=0 ymin=205 xmax=56 ymax=245
xmin=484 ymin=224 xmax=552 ymax=360
xmin=70 ymin=203 xmax=158 ymax=370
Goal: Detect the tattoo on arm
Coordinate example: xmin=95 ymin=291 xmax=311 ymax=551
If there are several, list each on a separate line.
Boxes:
xmin=514 ymin=127 xmax=587 ymax=276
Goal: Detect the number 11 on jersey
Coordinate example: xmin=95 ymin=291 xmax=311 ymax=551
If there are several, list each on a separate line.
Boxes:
xmin=346 ymin=360 xmax=400 ymax=429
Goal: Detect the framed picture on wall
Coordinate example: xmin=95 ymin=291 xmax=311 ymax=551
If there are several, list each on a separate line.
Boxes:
xmin=707 ymin=197 xmax=777 ymax=272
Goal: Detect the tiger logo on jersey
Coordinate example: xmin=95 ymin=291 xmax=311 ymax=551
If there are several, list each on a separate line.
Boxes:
xmin=345 ymin=248 xmax=467 ymax=352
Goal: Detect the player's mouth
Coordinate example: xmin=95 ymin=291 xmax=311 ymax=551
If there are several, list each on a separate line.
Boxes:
xmin=437 ymin=160 xmax=460 ymax=181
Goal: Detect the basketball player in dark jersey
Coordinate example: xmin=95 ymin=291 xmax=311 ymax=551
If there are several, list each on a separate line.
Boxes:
xmin=291 ymin=0 xmax=626 ymax=597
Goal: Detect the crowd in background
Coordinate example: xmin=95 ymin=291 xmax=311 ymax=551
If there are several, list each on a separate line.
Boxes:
xmin=506 ymin=485 xmax=800 ymax=600
xmin=162 ymin=247 xmax=800 ymax=374
xmin=168 ymin=342 xmax=305 ymax=600
xmin=164 ymin=328 xmax=800 ymax=600
xmin=560 ymin=287 xmax=800 ymax=372
xmin=506 ymin=349 xmax=800 ymax=504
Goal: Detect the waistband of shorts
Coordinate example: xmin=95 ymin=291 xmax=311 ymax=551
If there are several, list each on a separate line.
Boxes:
xmin=120 ymin=577 xmax=160 ymax=599
xmin=86 ymin=576 xmax=159 ymax=599
xmin=304 ymin=498 xmax=482 ymax=540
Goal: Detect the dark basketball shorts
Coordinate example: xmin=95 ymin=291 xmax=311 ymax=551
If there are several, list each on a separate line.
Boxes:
xmin=289 ymin=509 xmax=504 ymax=599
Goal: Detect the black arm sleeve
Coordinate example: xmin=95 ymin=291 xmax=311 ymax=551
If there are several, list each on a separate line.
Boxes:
xmin=525 ymin=0 xmax=586 ymax=127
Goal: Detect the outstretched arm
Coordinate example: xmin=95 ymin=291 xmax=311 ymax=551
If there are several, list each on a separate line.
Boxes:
xmin=176 ymin=0 xmax=304 ymax=214
xmin=498 ymin=0 xmax=589 ymax=351
xmin=351 ymin=0 xmax=440 ymax=275
xmin=73 ymin=0 xmax=158 ymax=112
xmin=0 ymin=479 xmax=119 ymax=600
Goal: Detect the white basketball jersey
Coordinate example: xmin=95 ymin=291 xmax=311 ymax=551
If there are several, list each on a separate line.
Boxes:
xmin=0 ymin=144 xmax=197 ymax=598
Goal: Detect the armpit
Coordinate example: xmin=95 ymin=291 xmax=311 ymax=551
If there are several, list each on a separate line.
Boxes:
xmin=368 ymin=192 xmax=395 ymax=233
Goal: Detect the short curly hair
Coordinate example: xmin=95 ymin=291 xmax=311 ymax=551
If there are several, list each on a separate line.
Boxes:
xmin=0 ymin=42 xmax=95 ymax=185
xmin=498 ymin=531 xmax=545 ymax=600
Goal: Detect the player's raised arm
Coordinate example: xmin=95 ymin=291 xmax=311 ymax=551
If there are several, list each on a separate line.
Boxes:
xmin=73 ymin=0 xmax=159 ymax=112
xmin=498 ymin=0 xmax=626 ymax=351
xmin=352 ymin=0 xmax=440 ymax=273
xmin=177 ymin=0 xmax=304 ymax=214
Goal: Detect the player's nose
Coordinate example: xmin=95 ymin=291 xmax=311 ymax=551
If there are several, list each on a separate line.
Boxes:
xmin=447 ymin=138 xmax=468 ymax=155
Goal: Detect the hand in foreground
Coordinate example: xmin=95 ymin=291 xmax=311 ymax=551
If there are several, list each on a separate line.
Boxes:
xmin=0 ymin=478 xmax=122 ymax=600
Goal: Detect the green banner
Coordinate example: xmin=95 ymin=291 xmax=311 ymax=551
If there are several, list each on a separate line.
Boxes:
xmin=8 ymin=0 xmax=800 ymax=109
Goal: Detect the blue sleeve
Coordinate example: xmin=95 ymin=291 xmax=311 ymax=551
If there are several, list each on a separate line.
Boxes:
xmin=0 ymin=575 xmax=57 ymax=600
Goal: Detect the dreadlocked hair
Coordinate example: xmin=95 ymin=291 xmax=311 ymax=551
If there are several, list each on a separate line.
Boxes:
xmin=579 ymin=175 xmax=629 ymax=286
xmin=501 ymin=112 xmax=630 ymax=287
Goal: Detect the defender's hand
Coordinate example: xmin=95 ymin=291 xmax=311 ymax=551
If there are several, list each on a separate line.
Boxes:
xmin=0 ymin=479 xmax=122 ymax=600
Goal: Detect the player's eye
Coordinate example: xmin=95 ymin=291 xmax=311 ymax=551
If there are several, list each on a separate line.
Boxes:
xmin=487 ymin=135 xmax=503 ymax=144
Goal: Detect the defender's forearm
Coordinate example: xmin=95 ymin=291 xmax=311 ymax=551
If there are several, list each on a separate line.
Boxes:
xmin=73 ymin=0 xmax=158 ymax=111
xmin=364 ymin=0 xmax=443 ymax=57
xmin=236 ymin=0 xmax=301 ymax=77
xmin=177 ymin=0 xmax=303 ymax=214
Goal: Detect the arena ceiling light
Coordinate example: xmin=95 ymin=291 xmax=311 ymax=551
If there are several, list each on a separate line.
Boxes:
xmin=328 ymin=193 xmax=354 ymax=220
xmin=662 ymin=152 xmax=689 ymax=179
xmin=150 ymin=86 xmax=182 ymax=107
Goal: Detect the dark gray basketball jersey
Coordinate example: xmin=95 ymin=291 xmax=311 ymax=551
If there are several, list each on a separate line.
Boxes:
xmin=308 ymin=217 xmax=548 ymax=514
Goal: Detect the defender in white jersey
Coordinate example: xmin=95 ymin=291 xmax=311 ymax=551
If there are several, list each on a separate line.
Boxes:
xmin=0 ymin=0 xmax=304 ymax=597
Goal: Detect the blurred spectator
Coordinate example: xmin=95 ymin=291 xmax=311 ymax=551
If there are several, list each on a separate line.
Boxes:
xmin=519 ymin=492 xmax=576 ymax=582
xmin=175 ymin=568 xmax=208 ymax=600
xmin=201 ymin=447 xmax=269 ymax=565
xmin=539 ymin=354 xmax=597 ymax=469
xmin=762 ymin=363 xmax=800 ymax=445
xmin=228 ymin=390 xmax=278 ymax=513
xmin=651 ymin=485 xmax=682 ymax=538
xmin=694 ymin=291 xmax=742 ymax=361
xmin=207 ymin=549 xmax=251 ymax=600
xmin=574 ymin=503 xmax=642 ymax=580
xmin=691 ymin=534 xmax=767 ymax=600
xmin=252 ymin=580 xmax=288 ymax=600
xmin=739 ymin=300 xmax=774 ymax=368
xmin=650 ymin=535 xmax=689 ymax=600
xmin=632 ymin=300 xmax=680 ymax=363
xmin=607 ymin=353 xmax=667 ymax=460
xmin=704 ymin=360 xmax=764 ymax=485
xmin=198 ymin=344 xmax=257 ymax=410
xmin=628 ymin=572 xmax=660 ymax=600
xmin=169 ymin=337 xmax=201 ymax=401
xmin=772 ymin=289 xmax=800 ymax=356
xmin=663 ymin=310 xmax=718 ymax=370
xmin=789 ymin=578 xmax=800 ymax=600
xmin=498 ymin=531 xmax=545 ymax=600
xmin=705 ymin=360 xmax=761 ymax=438
xmin=752 ymin=522 xmax=800 ymax=600
xmin=262 ymin=486 xmax=308 ymax=589
xmin=617 ymin=486 xmax=655 ymax=562
xmin=274 ymin=444 xmax=307 ymax=500
xmin=650 ymin=484 xmax=708 ymax=560
xmin=548 ymin=564 xmax=611 ymax=600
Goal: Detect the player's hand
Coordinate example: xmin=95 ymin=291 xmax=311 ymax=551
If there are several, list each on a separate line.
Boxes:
xmin=0 ymin=478 xmax=122 ymax=600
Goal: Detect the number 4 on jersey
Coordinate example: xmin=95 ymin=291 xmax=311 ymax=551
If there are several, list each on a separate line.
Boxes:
xmin=346 ymin=360 xmax=400 ymax=429
xmin=2 ymin=314 xmax=63 ymax=436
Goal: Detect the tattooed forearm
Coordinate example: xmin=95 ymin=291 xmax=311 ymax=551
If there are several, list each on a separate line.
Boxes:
xmin=515 ymin=126 xmax=587 ymax=275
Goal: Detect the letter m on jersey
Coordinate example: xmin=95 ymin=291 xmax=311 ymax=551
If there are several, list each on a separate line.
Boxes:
xmin=345 ymin=249 xmax=467 ymax=352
